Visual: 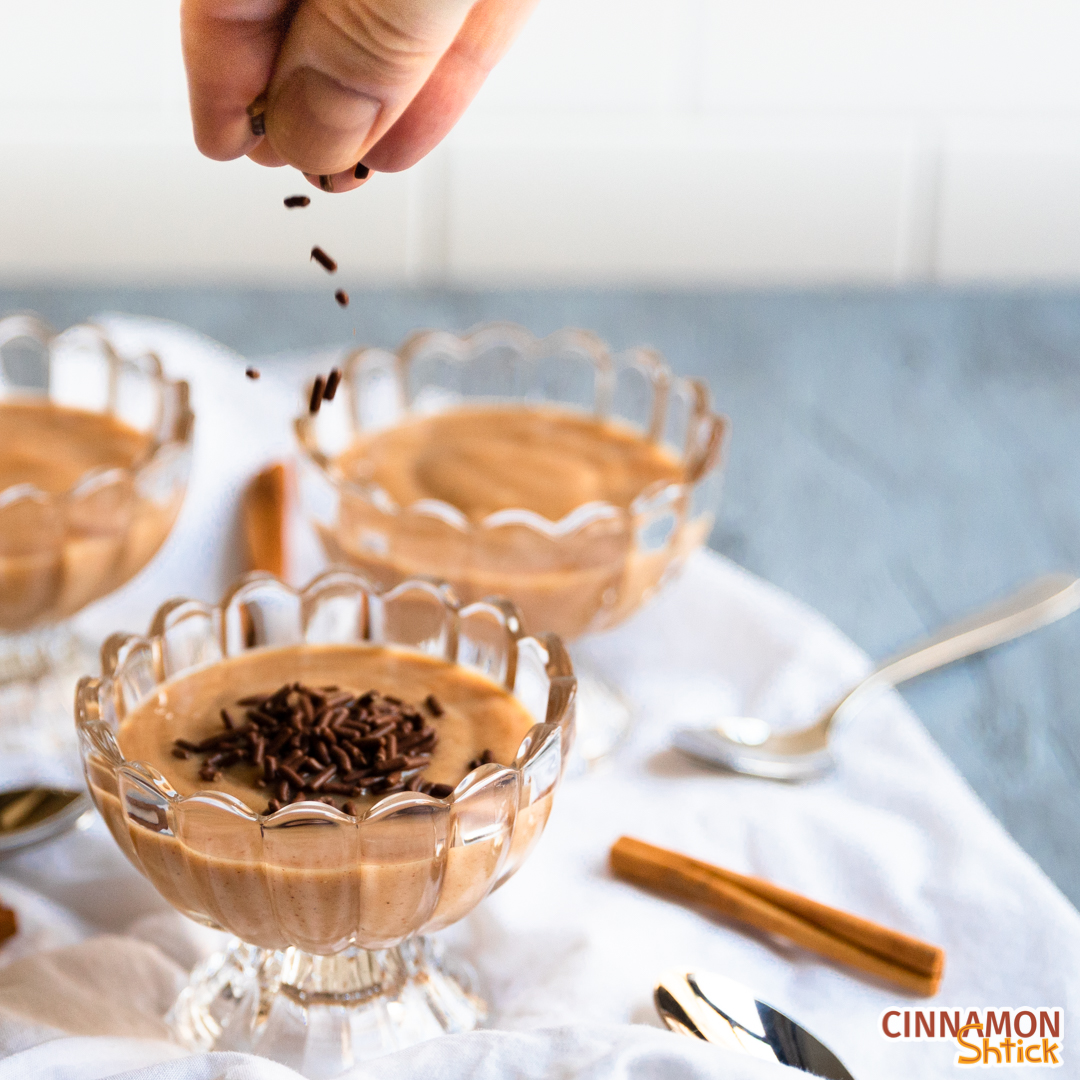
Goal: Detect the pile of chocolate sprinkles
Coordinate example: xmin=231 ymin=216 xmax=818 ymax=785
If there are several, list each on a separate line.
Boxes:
xmin=172 ymin=683 xmax=453 ymax=814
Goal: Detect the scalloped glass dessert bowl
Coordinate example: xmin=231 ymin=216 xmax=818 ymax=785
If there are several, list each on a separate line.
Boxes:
xmin=76 ymin=570 xmax=575 ymax=1074
xmin=0 ymin=315 xmax=193 ymax=762
xmin=295 ymin=323 xmax=727 ymax=644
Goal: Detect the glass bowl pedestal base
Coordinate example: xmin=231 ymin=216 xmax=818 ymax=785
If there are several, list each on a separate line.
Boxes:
xmin=168 ymin=936 xmax=486 ymax=1078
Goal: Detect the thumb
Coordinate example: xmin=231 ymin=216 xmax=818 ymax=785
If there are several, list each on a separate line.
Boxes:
xmin=264 ymin=0 xmax=477 ymax=176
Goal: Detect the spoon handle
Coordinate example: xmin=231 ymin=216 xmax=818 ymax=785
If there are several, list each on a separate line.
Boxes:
xmin=830 ymin=573 xmax=1080 ymax=726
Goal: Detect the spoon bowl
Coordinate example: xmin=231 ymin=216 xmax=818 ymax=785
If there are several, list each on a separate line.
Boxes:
xmin=673 ymin=574 xmax=1080 ymax=781
xmin=655 ymin=969 xmax=855 ymax=1079
xmin=0 ymin=789 xmax=93 ymax=856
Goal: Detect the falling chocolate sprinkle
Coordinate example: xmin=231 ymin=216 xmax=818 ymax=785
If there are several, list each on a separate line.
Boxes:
xmin=309 ymin=376 xmax=325 ymax=414
xmin=174 ymin=684 xmax=441 ymax=813
xmin=310 ymin=247 xmax=337 ymax=273
xmin=245 ymin=367 xmax=260 ymax=380
xmin=323 ymin=367 xmax=342 ymax=401
xmin=334 ymin=289 xmax=349 ymax=308
xmin=424 ymin=694 xmax=443 ymax=717
xmin=284 ymin=195 xmax=310 ymax=209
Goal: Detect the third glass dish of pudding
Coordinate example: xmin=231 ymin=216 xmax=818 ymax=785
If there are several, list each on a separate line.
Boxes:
xmin=297 ymin=324 xmax=727 ymax=640
xmin=0 ymin=400 xmax=181 ymax=630
xmin=0 ymin=317 xmax=192 ymax=636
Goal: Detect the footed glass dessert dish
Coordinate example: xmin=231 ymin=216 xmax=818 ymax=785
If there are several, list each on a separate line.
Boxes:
xmin=296 ymin=323 xmax=725 ymax=760
xmin=76 ymin=570 xmax=575 ymax=1076
xmin=0 ymin=315 xmax=192 ymax=763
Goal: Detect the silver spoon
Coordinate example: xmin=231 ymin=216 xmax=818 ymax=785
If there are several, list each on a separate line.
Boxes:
xmin=673 ymin=573 xmax=1080 ymax=781
xmin=656 ymin=969 xmax=854 ymax=1078
xmin=0 ymin=788 xmax=93 ymax=857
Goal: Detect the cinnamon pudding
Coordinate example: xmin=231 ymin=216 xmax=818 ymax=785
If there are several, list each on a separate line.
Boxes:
xmin=92 ymin=643 xmax=549 ymax=951
xmin=117 ymin=644 xmax=534 ymax=812
xmin=0 ymin=400 xmax=180 ymax=630
xmin=319 ymin=404 xmax=694 ymax=638
xmin=338 ymin=406 xmax=684 ymax=523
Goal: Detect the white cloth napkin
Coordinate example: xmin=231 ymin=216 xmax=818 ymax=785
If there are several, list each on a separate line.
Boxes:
xmin=0 ymin=317 xmax=1076 ymax=1080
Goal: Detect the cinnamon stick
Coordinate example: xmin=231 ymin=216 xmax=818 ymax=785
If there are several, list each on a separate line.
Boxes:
xmin=611 ymin=836 xmax=944 ymax=996
xmin=242 ymin=463 xmax=288 ymax=577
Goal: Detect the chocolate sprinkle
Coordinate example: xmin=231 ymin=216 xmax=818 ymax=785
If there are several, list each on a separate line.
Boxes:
xmin=467 ymin=749 xmax=495 ymax=771
xmin=323 ymin=367 xmax=342 ymax=401
xmin=284 ymin=195 xmax=311 ymax=208
xmin=245 ymin=367 xmax=260 ymax=380
xmin=174 ymin=684 xmax=446 ymax=813
xmin=310 ymin=246 xmax=337 ymax=273
xmin=424 ymin=694 xmax=443 ymax=717
xmin=334 ymin=289 xmax=349 ymax=308
xmin=309 ymin=376 xmax=325 ymax=414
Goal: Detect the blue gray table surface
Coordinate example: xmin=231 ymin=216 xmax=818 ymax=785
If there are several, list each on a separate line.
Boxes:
xmin=4 ymin=286 xmax=1079 ymax=910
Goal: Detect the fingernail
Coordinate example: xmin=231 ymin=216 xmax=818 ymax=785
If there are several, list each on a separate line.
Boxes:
xmin=273 ymin=67 xmax=380 ymax=174
xmin=247 ymin=93 xmax=267 ymax=138
xmin=354 ymin=162 xmax=370 ymax=180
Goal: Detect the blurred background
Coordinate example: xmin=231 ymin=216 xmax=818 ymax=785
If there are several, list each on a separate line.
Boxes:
xmin=3 ymin=0 xmax=1080 ymax=286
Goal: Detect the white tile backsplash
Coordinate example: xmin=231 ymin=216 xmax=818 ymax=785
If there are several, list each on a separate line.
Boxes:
xmin=473 ymin=0 xmax=700 ymax=112
xmin=699 ymin=0 xmax=1080 ymax=113
xmin=1 ymin=0 xmax=1079 ymax=284
xmin=0 ymin=146 xmax=412 ymax=283
xmin=445 ymin=116 xmax=909 ymax=284
xmin=937 ymin=121 xmax=1080 ymax=282
xmin=0 ymin=0 xmax=186 ymax=110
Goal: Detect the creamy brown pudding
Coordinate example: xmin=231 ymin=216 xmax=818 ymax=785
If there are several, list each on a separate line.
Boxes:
xmin=320 ymin=404 xmax=693 ymax=638
xmin=338 ymin=406 xmax=684 ymax=523
xmin=117 ymin=644 xmax=535 ymax=812
xmin=93 ymin=643 xmax=550 ymax=951
xmin=0 ymin=400 xmax=180 ymax=630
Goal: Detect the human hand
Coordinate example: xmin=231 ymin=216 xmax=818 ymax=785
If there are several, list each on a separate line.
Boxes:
xmin=181 ymin=0 xmax=538 ymax=192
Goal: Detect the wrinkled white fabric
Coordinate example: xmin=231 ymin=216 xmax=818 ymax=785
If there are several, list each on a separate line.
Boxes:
xmin=0 ymin=317 xmax=1076 ymax=1079
xmin=0 ymin=1025 xmax=789 ymax=1080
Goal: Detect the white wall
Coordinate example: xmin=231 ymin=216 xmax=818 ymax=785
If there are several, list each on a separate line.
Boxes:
xmin=1 ymin=0 xmax=1079 ymax=285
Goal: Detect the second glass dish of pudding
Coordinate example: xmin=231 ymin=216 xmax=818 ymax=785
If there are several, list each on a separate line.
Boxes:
xmin=297 ymin=324 xmax=727 ymax=640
